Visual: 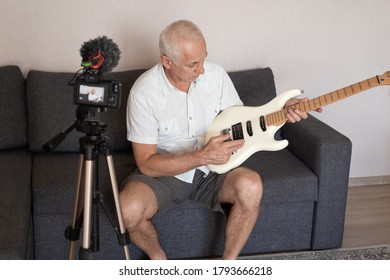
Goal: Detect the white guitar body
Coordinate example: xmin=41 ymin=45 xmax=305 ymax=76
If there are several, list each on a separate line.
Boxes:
xmin=205 ymin=89 xmax=302 ymax=174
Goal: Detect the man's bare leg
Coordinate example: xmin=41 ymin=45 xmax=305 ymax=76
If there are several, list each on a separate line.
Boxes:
xmin=120 ymin=181 xmax=167 ymax=260
xmin=219 ymin=167 xmax=263 ymax=260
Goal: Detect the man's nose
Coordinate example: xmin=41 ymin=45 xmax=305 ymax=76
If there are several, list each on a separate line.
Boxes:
xmin=196 ymin=62 xmax=205 ymax=74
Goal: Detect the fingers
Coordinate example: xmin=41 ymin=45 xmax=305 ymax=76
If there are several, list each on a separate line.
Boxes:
xmin=286 ymin=108 xmax=308 ymax=123
xmin=225 ymin=139 xmax=245 ymax=152
xmin=203 ymin=134 xmax=245 ymax=165
xmin=285 ymin=97 xmax=323 ymax=123
xmin=285 ymin=98 xmax=306 ymax=123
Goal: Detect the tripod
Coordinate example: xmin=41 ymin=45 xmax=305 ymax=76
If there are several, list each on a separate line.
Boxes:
xmin=44 ymin=106 xmax=130 ymax=260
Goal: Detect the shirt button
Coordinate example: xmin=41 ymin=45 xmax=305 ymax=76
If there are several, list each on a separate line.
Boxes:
xmin=189 ymin=117 xmax=192 ymax=120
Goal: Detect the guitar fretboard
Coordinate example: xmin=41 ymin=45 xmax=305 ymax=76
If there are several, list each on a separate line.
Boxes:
xmin=266 ymin=75 xmax=383 ymax=126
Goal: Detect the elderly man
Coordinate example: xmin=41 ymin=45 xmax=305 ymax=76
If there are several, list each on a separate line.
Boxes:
xmin=120 ymin=20 xmax=310 ymax=259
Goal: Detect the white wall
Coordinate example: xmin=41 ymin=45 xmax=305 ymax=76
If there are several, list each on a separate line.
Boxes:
xmin=1 ymin=0 xmax=390 ymax=178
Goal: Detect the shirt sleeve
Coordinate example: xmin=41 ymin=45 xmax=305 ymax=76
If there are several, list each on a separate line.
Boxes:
xmin=126 ymin=89 xmax=159 ymax=144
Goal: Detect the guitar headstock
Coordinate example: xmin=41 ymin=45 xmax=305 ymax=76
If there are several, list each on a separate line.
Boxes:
xmin=378 ymin=71 xmax=390 ymax=85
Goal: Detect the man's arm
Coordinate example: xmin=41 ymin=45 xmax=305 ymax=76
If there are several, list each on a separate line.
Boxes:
xmin=132 ymin=134 xmax=244 ymax=177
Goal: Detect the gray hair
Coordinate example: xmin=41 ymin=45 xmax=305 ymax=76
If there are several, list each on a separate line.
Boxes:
xmin=159 ymin=20 xmax=205 ymax=62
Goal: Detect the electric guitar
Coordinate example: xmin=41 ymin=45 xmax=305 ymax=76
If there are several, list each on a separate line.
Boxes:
xmin=205 ymin=71 xmax=390 ymax=174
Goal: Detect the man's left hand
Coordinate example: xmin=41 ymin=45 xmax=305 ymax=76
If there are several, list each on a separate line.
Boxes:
xmin=285 ymin=98 xmax=323 ymax=123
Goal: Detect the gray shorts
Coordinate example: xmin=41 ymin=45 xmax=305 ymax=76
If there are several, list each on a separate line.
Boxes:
xmin=122 ymin=169 xmax=228 ymax=214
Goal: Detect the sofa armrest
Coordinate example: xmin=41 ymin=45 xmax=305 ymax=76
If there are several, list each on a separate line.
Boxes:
xmin=282 ymin=114 xmax=352 ymax=249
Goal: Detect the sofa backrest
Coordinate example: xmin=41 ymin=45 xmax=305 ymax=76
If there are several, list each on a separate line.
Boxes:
xmin=0 ymin=66 xmax=28 ymax=150
xmin=25 ymin=66 xmax=276 ymax=153
xmin=229 ymin=67 xmax=276 ymax=106
xmin=26 ymin=69 xmax=145 ymax=152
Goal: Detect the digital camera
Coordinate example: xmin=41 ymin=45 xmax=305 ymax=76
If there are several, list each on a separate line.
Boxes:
xmin=73 ymin=70 xmax=122 ymax=109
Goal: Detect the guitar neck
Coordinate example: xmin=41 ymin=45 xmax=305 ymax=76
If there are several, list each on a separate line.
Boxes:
xmin=266 ymin=75 xmax=383 ymax=126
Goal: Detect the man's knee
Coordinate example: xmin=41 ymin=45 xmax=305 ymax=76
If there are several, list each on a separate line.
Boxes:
xmin=119 ymin=181 xmax=158 ymax=229
xmin=234 ymin=168 xmax=263 ymax=204
xmin=222 ymin=168 xmax=263 ymax=206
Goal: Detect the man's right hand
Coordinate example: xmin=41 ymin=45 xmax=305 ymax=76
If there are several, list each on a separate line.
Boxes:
xmin=199 ymin=134 xmax=245 ymax=165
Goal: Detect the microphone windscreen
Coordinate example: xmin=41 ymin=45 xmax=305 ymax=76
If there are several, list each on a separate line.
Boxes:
xmin=80 ymin=36 xmax=121 ymax=73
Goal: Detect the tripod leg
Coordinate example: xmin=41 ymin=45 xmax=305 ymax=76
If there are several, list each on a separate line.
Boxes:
xmin=106 ymin=155 xmax=131 ymax=260
xmin=67 ymin=154 xmax=85 ymax=260
xmin=80 ymin=159 xmax=94 ymax=257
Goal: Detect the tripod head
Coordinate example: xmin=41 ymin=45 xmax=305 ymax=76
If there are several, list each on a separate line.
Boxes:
xmin=43 ymin=105 xmax=107 ymax=151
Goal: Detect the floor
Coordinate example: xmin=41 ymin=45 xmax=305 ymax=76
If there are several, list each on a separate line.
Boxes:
xmin=342 ymin=184 xmax=390 ymax=248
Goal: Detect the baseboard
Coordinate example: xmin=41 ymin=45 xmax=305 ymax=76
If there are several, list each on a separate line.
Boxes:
xmin=349 ymin=176 xmax=390 ymax=187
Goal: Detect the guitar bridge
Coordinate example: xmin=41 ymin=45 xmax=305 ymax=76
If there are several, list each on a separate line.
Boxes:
xmin=222 ymin=128 xmax=231 ymax=141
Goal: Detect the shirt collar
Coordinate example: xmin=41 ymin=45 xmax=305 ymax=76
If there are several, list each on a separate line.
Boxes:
xmin=159 ymin=63 xmax=176 ymax=96
xmin=158 ymin=63 xmax=201 ymax=96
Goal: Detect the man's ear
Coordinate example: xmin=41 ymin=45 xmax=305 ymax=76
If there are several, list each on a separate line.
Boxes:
xmin=160 ymin=55 xmax=171 ymax=69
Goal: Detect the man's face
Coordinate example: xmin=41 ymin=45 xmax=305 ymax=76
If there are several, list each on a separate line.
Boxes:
xmin=163 ymin=39 xmax=207 ymax=84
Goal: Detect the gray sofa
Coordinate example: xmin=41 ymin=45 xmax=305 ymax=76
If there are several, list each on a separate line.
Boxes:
xmin=0 ymin=64 xmax=352 ymax=260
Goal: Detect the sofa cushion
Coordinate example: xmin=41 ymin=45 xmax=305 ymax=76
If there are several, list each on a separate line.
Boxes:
xmin=32 ymin=152 xmax=136 ymax=259
xmin=26 ymin=69 xmax=145 ymax=152
xmin=0 ymin=66 xmax=27 ymax=150
xmin=32 ymin=152 xmax=136 ymax=215
xmin=243 ymin=149 xmax=318 ymax=203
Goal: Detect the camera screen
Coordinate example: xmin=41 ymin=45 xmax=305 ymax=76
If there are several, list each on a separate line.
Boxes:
xmin=77 ymin=84 xmax=106 ymax=105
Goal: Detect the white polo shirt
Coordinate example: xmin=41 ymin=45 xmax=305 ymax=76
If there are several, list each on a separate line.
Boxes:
xmin=126 ymin=61 xmax=243 ymax=182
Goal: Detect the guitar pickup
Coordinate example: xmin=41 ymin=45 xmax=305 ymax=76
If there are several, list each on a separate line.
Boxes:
xmin=246 ymin=120 xmax=253 ymax=136
xmin=231 ymin=123 xmax=244 ymax=140
xmin=222 ymin=122 xmax=244 ymax=141
xmin=259 ymin=116 xmax=266 ymax=132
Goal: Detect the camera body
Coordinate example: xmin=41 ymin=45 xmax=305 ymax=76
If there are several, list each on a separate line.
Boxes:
xmin=73 ymin=70 xmax=122 ymax=109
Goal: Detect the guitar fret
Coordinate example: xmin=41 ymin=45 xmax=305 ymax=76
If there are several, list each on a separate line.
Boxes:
xmin=282 ymin=109 xmax=287 ymax=120
xmin=327 ymin=94 xmax=331 ymax=104
xmin=267 ymin=114 xmax=271 ymax=125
